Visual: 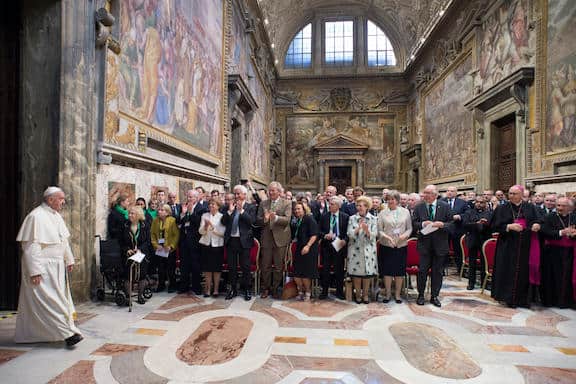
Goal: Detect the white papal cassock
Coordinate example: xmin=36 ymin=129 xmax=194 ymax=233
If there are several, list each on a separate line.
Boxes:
xmin=14 ymin=203 xmax=81 ymax=343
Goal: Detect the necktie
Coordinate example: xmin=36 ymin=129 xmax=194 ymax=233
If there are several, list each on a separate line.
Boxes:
xmin=332 ymin=214 xmax=338 ymax=237
xmin=231 ymin=210 xmax=240 ymax=234
xmin=271 ymin=200 xmax=276 ymax=211
xmin=450 ymin=199 xmax=454 ymax=209
xmin=428 ymin=204 xmax=434 ymax=220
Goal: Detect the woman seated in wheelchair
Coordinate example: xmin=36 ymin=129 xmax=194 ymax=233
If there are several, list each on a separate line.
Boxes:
xmin=120 ymin=206 xmax=153 ymax=304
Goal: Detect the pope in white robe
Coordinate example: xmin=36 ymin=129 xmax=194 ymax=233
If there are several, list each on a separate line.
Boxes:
xmin=14 ymin=187 xmax=83 ymax=346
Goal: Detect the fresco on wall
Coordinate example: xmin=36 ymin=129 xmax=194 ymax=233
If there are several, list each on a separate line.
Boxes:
xmin=546 ymin=0 xmax=576 ymax=152
xmin=178 ymin=180 xmax=194 ymax=203
xmin=248 ymin=64 xmax=271 ymax=181
xmin=424 ymin=55 xmax=474 ymax=182
xmin=108 ymin=182 xmax=136 ymax=208
xmin=229 ymin=4 xmax=249 ymax=79
xmin=478 ymin=0 xmax=532 ymax=91
xmin=286 ymin=114 xmax=395 ymax=185
xmin=117 ymin=0 xmax=223 ymax=156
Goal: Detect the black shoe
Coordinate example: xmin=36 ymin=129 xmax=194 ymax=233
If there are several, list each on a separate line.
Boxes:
xmin=203 ymin=293 xmax=210 ymax=298
xmin=335 ymin=291 xmax=346 ymax=300
xmin=362 ymin=299 xmax=370 ymax=304
xmin=225 ymin=290 xmax=237 ymax=300
xmin=244 ymin=291 xmax=252 ymax=301
xmin=416 ymin=295 xmax=425 ymax=305
xmin=395 ymin=298 xmax=403 ymax=304
xmin=177 ymin=289 xmax=188 ymax=294
xmin=430 ymin=297 xmax=441 ymax=307
xmin=318 ymin=291 xmax=328 ymax=300
xmin=467 ymin=282 xmax=475 ymax=290
xmin=137 ymin=297 xmax=146 ymax=305
xmin=65 ymin=333 xmax=83 ymax=347
xmin=382 ymin=297 xmax=390 ymax=303
xmin=354 ymin=297 xmax=362 ymax=304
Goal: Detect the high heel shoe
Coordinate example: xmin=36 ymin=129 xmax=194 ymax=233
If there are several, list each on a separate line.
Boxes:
xmin=382 ymin=296 xmax=391 ymax=303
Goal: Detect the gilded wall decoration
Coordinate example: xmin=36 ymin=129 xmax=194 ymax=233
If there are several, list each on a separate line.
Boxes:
xmin=107 ymin=182 xmax=136 ymax=208
xmin=545 ymin=0 xmax=576 ymax=153
xmin=116 ymin=0 xmax=224 ymax=158
xmin=423 ymin=54 xmax=474 ymax=182
xmin=285 ymin=114 xmax=395 ymax=186
xmin=478 ymin=0 xmax=533 ymax=91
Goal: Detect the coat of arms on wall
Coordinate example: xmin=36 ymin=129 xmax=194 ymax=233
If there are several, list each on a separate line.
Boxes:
xmin=330 ymin=88 xmax=352 ymax=111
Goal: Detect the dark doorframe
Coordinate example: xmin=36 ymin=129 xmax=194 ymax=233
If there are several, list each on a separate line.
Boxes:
xmin=0 ymin=1 xmax=21 ymax=309
xmin=491 ymin=114 xmax=516 ymax=193
xmin=329 ymin=166 xmax=352 ymax=195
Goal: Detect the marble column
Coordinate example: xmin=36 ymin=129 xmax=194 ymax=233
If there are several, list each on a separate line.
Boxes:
xmin=318 ymin=160 xmax=325 ymax=192
xmin=356 ymin=159 xmax=364 ymax=188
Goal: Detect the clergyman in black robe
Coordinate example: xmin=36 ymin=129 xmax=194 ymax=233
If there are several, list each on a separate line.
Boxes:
xmin=491 ymin=185 xmax=541 ymax=308
xmin=540 ymin=197 xmax=576 ymax=308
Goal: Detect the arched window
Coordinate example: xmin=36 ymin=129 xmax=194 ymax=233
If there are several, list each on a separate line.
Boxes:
xmin=325 ymin=20 xmax=354 ymax=65
xmin=366 ymin=20 xmax=396 ymax=66
xmin=285 ymin=24 xmax=312 ymax=68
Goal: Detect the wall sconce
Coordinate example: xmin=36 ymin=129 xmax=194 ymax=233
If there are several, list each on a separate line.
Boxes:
xmin=138 ymin=131 xmax=147 ymax=151
xmin=95 ymin=7 xmax=115 ymax=48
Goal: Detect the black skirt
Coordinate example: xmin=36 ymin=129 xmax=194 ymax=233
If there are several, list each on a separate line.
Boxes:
xmin=200 ymin=245 xmax=224 ymax=272
xmin=378 ymin=245 xmax=407 ymax=277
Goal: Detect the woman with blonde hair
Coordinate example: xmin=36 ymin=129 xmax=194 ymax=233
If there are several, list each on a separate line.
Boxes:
xmin=347 ymin=195 xmax=378 ymax=304
xmin=150 ymin=204 xmax=179 ymax=292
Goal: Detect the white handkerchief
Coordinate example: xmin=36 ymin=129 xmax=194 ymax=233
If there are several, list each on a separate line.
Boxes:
xmin=155 ymin=248 xmax=169 ymax=258
xmin=421 ymin=224 xmax=439 ymax=235
xmin=331 ymin=238 xmax=345 ymax=252
xmin=129 ymin=251 xmax=146 ymax=263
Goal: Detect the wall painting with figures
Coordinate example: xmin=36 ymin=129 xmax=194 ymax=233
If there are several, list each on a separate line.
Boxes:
xmin=423 ymin=53 xmax=475 ymax=183
xmin=108 ymin=0 xmax=225 ymax=162
xmin=545 ymin=0 xmax=576 ymax=153
xmin=478 ymin=0 xmax=533 ymax=92
xmin=285 ymin=114 xmax=396 ymax=187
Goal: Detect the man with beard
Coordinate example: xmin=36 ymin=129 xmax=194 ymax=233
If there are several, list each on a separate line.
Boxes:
xmin=462 ymin=196 xmax=493 ymax=290
xmin=491 ymin=185 xmax=541 ymax=308
xmin=540 ymin=197 xmax=576 ymax=308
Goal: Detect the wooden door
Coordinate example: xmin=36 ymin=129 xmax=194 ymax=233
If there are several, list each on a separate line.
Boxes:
xmin=329 ymin=166 xmax=352 ymax=195
xmin=493 ymin=119 xmax=516 ymax=193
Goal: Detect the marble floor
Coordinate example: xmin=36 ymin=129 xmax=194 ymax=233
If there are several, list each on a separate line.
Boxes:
xmin=1 ymin=276 xmax=575 ymax=384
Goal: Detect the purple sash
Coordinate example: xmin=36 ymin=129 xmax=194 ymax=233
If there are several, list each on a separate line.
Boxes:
xmin=545 ymin=238 xmax=576 ymax=300
xmin=515 ymin=218 xmax=541 ymax=285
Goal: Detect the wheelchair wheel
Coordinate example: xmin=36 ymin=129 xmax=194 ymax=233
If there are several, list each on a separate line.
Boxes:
xmin=96 ymin=288 xmax=105 ymax=301
xmin=142 ymin=287 xmax=153 ymax=300
xmin=115 ymin=291 xmax=127 ymax=306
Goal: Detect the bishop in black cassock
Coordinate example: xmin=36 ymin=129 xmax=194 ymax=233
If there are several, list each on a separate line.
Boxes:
xmin=491 ymin=185 xmax=541 ymax=308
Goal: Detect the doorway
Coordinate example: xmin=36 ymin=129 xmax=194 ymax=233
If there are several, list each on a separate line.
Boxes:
xmin=0 ymin=1 xmax=21 ymax=309
xmin=491 ymin=114 xmax=516 ymax=193
xmin=329 ymin=166 xmax=352 ymax=195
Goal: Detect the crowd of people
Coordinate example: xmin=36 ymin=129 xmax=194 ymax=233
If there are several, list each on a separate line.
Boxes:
xmin=104 ymin=181 xmax=576 ymax=310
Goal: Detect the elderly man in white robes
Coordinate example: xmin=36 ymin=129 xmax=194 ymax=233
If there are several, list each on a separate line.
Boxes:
xmin=14 ymin=186 xmax=83 ymax=347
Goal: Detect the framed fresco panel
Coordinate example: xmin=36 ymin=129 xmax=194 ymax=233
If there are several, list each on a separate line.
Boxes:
xmin=422 ymin=53 xmax=475 ymax=184
xmin=285 ymin=113 xmax=396 ymax=188
xmin=178 ymin=180 xmax=194 ymax=203
xmin=116 ymin=0 xmax=225 ymax=162
xmin=108 ymin=182 xmax=136 ymax=209
xmin=248 ymin=60 xmax=272 ymax=183
xmin=545 ymin=0 xmax=576 ymax=154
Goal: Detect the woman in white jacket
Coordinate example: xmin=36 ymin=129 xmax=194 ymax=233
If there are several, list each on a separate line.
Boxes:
xmin=198 ymin=199 xmax=226 ymax=297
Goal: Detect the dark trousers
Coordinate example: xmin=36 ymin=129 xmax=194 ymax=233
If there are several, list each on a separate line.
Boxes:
xmin=449 ymin=232 xmax=464 ymax=272
xmin=320 ymin=245 xmax=345 ymax=294
xmin=468 ymin=247 xmax=486 ymax=284
xmin=180 ymin=243 xmax=202 ymax=293
xmin=417 ymin=248 xmax=447 ymax=298
xmin=152 ymin=251 xmax=176 ymax=288
xmin=227 ymin=237 xmax=251 ymax=292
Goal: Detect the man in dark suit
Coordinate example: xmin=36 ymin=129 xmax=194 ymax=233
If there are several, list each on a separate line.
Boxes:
xmin=443 ymin=186 xmax=469 ymax=274
xmin=179 ymin=189 xmax=207 ymax=294
xmin=221 ymin=184 xmax=256 ymax=301
xmin=167 ymin=191 xmax=182 ymax=221
xmin=341 ymin=187 xmax=357 ymax=216
xmin=196 ymin=186 xmax=209 ymax=210
xmin=462 ymin=196 xmax=493 ymax=290
xmin=412 ymin=184 xmax=452 ymax=307
xmin=312 ymin=186 xmax=336 ymax=223
xmin=318 ymin=196 xmax=349 ymax=300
